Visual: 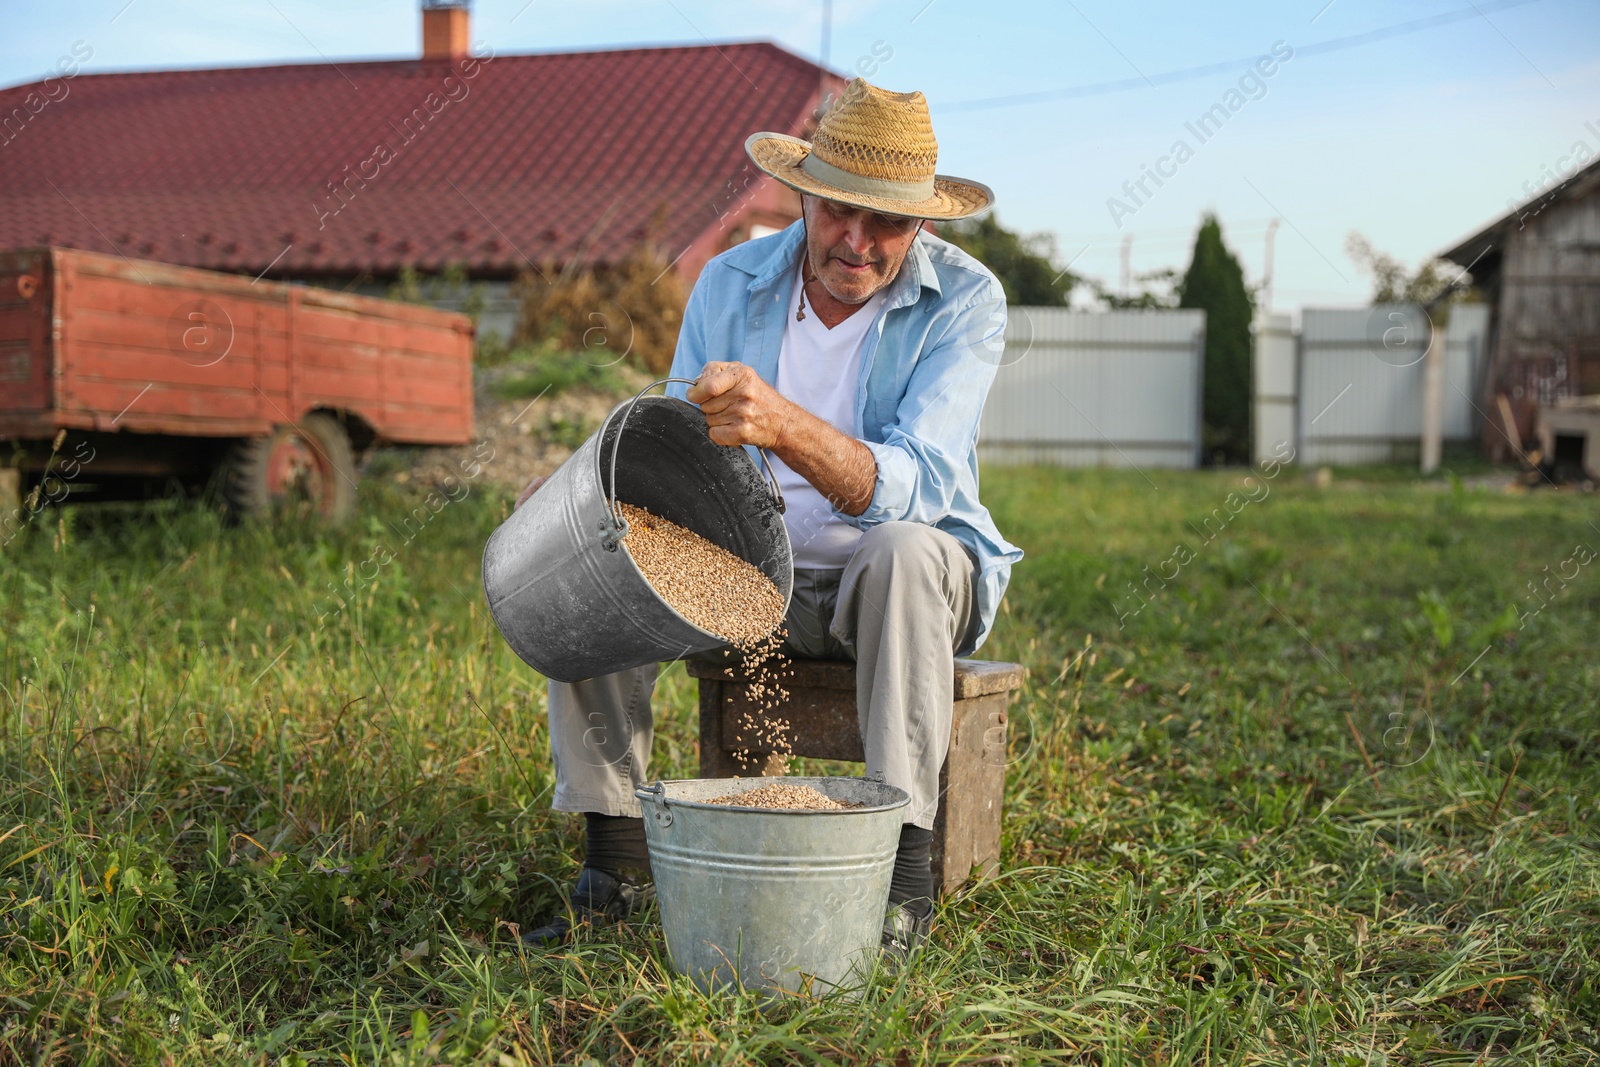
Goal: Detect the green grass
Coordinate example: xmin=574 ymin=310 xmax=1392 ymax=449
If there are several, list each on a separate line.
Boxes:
xmin=2 ymin=466 xmax=1598 ymax=1065
xmin=493 ymin=346 xmax=633 ymax=400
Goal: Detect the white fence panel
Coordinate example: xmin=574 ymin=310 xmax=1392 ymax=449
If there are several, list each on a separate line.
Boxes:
xmin=1297 ymin=304 xmax=1487 ymax=465
xmin=1254 ymin=311 xmax=1297 ymax=464
xmin=979 ymin=308 xmax=1206 ymax=468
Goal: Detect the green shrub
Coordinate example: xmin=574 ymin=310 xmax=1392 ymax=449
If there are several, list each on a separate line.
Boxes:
xmin=493 ymin=343 xmax=629 ymax=399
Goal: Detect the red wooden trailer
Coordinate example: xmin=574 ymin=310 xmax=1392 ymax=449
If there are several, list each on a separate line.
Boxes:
xmin=0 ymin=247 xmax=474 ymax=522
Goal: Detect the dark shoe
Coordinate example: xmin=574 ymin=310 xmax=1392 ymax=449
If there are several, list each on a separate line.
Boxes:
xmin=880 ymin=898 xmax=933 ymax=970
xmin=519 ymin=867 xmax=653 ymax=949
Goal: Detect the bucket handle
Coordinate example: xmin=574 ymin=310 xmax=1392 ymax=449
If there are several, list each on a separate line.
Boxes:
xmin=597 ymin=375 xmax=787 ymax=551
xmin=639 ymin=782 xmax=673 ymax=828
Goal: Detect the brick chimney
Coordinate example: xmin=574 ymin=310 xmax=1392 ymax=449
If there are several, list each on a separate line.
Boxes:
xmin=422 ymin=0 xmax=470 ymax=61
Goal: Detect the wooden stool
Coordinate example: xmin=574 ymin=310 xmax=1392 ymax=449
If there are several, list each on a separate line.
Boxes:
xmin=688 ymin=657 xmax=1025 ymax=896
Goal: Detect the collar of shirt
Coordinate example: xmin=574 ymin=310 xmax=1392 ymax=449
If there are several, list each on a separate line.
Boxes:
xmin=725 ymin=221 xmax=943 ymax=390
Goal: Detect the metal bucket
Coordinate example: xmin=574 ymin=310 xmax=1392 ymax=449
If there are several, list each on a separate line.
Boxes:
xmin=482 ymin=383 xmax=792 ymax=683
xmin=637 ymin=776 xmax=909 ymax=997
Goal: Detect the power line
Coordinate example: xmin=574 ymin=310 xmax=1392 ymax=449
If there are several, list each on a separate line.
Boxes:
xmin=935 ymin=0 xmax=1549 ymax=113
xmin=1052 ymin=217 xmax=1283 ymax=243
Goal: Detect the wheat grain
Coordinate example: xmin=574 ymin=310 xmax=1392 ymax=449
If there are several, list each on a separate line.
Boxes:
xmin=618 ymin=501 xmax=795 ymax=760
xmin=618 ymin=502 xmax=784 ymax=645
xmin=704 ymin=781 xmax=861 ymax=810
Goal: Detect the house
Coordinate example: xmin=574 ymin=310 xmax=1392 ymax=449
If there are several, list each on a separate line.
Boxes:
xmin=0 ymin=1 xmax=841 ymax=341
xmin=1439 ymin=150 xmax=1600 ymax=460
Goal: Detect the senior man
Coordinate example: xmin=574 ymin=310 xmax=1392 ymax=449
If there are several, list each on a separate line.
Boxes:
xmin=518 ymin=78 xmax=1021 ymax=961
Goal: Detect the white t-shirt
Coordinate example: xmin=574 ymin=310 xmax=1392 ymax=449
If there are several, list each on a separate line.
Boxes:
xmin=771 ymin=264 xmax=887 ymax=569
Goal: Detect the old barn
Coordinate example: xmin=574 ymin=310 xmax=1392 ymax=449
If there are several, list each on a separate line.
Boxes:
xmin=1440 ymin=153 xmax=1600 ymax=460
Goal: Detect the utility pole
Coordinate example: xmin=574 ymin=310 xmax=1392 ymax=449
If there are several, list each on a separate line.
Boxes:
xmin=820 ymin=0 xmax=832 ymax=70
xmin=1120 ymin=233 xmax=1133 ymax=297
xmin=813 ymin=0 xmax=835 ymax=118
xmin=1262 ymin=218 xmax=1280 ymax=312
xmin=817 ymin=0 xmax=833 ymax=111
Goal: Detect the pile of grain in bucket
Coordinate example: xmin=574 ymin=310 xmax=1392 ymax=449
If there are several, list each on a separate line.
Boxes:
xmin=704 ymin=780 xmax=862 ymax=810
xmin=618 ymin=502 xmax=795 ymax=761
xmin=617 ymin=502 xmax=784 ymax=645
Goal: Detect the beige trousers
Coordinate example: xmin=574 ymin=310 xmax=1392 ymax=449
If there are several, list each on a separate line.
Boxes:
xmin=547 ymin=521 xmax=978 ymax=829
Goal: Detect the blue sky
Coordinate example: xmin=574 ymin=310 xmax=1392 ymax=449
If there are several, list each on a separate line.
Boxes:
xmin=4 ymin=0 xmax=1597 ymax=309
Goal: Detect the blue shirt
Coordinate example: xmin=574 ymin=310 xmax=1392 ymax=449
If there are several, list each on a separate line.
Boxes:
xmin=666 ymin=219 xmax=1023 ymax=652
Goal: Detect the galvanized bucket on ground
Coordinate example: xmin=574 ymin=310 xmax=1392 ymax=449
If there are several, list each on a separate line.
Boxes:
xmin=482 ymin=383 xmax=792 ymax=683
xmin=637 ymin=775 xmax=909 ymax=997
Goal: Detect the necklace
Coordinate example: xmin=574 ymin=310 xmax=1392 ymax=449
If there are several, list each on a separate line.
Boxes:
xmin=796 ymin=225 xmax=818 ymax=322
xmin=796 ymin=267 xmax=817 ymax=322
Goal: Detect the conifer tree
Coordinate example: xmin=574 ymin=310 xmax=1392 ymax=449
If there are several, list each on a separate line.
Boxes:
xmin=1179 ymin=215 xmax=1254 ymax=463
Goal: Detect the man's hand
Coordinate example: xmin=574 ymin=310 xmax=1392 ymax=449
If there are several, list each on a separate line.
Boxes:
xmin=685 ymin=361 xmax=878 ymax=516
xmin=515 ymin=475 xmax=548 ymax=509
xmin=685 ymin=362 xmax=796 ymax=450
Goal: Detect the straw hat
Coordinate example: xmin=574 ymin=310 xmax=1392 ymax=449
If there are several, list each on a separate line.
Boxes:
xmin=745 ymin=78 xmax=993 ymax=221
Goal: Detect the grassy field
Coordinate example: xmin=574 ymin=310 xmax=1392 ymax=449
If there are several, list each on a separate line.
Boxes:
xmin=2 ymin=461 xmax=1598 ymax=1065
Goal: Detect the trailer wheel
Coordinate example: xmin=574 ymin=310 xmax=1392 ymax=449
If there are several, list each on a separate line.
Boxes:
xmin=225 ymin=413 xmax=356 ymax=523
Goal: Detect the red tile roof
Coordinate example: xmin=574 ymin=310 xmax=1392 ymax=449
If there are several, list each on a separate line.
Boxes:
xmin=0 ymin=42 xmax=834 ymax=278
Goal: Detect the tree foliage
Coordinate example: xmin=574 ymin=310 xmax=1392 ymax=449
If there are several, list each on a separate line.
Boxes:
xmin=939 ymin=214 xmax=1078 ymax=306
xmin=1345 ymin=232 xmax=1476 ymax=308
xmin=1180 ymin=214 xmax=1254 ymax=464
xmin=1094 ymin=268 xmax=1182 ymax=310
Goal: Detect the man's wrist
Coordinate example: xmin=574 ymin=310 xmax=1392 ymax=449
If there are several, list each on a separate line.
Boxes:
xmin=770 ymin=395 xmax=802 ymax=454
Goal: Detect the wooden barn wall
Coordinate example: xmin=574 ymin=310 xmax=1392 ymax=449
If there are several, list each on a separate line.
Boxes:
xmin=1483 ymin=187 xmax=1600 ymax=456
xmin=1494 ymin=191 xmax=1600 ymax=399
